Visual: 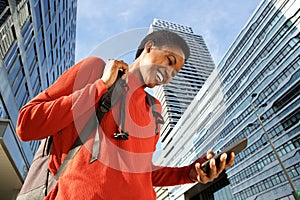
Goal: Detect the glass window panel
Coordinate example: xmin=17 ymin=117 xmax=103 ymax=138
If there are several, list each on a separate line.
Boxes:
xmin=42 ymin=0 xmax=49 ymax=15
xmin=26 ymin=43 xmax=36 ymax=68
xmin=16 ymin=80 xmax=27 ymax=108
xmin=34 ymin=1 xmax=42 ymax=29
xmin=12 ymin=69 xmax=24 ymax=95
xmin=4 ymin=43 xmax=18 ymax=71
xmin=8 ymin=57 xmax=21 ymax=85
xmin=0 ymin=96 xmax=8 ymax=118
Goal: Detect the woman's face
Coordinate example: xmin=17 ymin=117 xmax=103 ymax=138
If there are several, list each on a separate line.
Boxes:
xmin=139 ymin=42 xmax=185 ymax=88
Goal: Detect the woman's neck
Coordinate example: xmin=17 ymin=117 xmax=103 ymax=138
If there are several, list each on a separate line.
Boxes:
xmin=128 ymin=58 xmax=143 ymax=83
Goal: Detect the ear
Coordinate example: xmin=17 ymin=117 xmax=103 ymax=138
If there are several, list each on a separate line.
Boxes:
xmin=145 ymin=40 xmax=154 ymax=53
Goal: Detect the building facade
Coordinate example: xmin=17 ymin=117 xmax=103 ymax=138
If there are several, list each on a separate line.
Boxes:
xmin=155 ymin=0 xmax=300 ymax=199
xmin=0 ymin=0 xmax=77 ymax=199
xmin=151 ymin=19 xmax=216 ymax=150
xmin=151 ymin=19 xmax=216 ymax=199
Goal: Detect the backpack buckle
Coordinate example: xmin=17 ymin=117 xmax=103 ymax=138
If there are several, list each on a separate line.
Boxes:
xmin=113 ymin=131 xmax=129 ymax=140
xmin=99 ymin=99 xmax=111 ymax=113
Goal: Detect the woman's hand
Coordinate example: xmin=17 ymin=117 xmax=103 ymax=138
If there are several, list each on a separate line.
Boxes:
xmin=189 ymin=150 xmax=235 ymax=184
xmin=101 ymin=59 xmax=129 ymax=88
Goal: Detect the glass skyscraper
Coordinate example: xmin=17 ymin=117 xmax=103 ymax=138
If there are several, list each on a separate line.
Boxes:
xmin=152 ymin=19 xmax=216 ymax=150
xmin=155 ymin=0 xmax=300 ymax=199
xmin=0 ymin=0 xmax=77 ymax=199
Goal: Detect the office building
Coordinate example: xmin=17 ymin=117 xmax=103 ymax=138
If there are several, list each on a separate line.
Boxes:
xmin=0 ymin=0 xmax=77 ymax=199
xmin=152 ymin=19 xmax=215 ymax=149
xmin=151 ymin=19 xmax=215 ymax=200
xmin=156 ymin=0 xmax=300 ymax=199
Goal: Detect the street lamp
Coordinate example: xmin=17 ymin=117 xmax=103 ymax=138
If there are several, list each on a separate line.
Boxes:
xmin=249 ymin=93 xmax=299 ymax=200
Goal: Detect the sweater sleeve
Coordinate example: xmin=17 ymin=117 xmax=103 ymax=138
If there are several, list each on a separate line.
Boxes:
xmin=152 ymin=165 xmax=194 ymax=186
xmin=151 ymin=98 xmax=194 ymax=186
xmin=16 ymin=57 xmax=108 ymax=141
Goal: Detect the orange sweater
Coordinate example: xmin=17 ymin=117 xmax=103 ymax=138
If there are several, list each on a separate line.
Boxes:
xmin=17 ymin=57 xmax=193 ymax=200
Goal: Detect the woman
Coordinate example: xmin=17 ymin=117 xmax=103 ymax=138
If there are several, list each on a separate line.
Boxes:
xmin=17 ymin=30 xmax=234 ymax=199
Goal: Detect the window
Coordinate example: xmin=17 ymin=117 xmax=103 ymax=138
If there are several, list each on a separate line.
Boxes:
xmin=0 ymin=17 xmax=16 ymax=58
xmin=0 ymin=96 xmax=8 ymax=118
xmin=273 ymin=81 xmax=300 ymax=112
xmin=281 ymin=109 xmax=300 ymax=130
xmin=34 ymin=1 xmax=42 ymax=29
xmin=7 ymin=57 xmax=22 ymax=88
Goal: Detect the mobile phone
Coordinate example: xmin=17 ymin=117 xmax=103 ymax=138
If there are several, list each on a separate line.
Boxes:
xmin=200 ymin=137 xmax=248 ymax=174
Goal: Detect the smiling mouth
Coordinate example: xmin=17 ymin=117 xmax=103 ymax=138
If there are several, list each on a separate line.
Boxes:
xmin=156 ymin=71 xmax=164 ymax=83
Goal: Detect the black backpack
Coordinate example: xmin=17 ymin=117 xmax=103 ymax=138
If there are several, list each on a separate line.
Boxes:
xmin=16 ymin=71 xmax=164 ymax=200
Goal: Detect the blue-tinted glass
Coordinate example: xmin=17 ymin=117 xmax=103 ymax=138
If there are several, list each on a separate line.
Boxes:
xmin=31 ymin=65 xmax=38 ymax=81
xmin=23 ymin=26 xmax=33 ymax=48
xmin=12 ymin=69 xmax=24 ymax=95
xmin=36 ymin=29 xmax=43 ymax=46
xmin=34 ymin=1 xmax=42 ymax=29
xmin=16 ymin=81 xmax=28 ymax=109
xmin=7 ymin=58 xmax=21 ymax=86
xmin=52 ymin=25 xmax=57 ymax=47
xmin=45 ymin=30 xmax=52 ymax=52
xmin=0 ymin=97 xmax=7 ymax=118
xmin=50 ymin=0 xmax=55 ymax=19
xmin=26 ymin=42 xmax=36 ymax=67
xmin=2 ymin=122 xmax=29 ymax=178
xmin=32 ymin=76 xmax=39 ymax=92
xmin=21 ymin=20 xmax=31 ymax=36
xmin=41 ymin=0 xmax=49 ymax=15
xmin=38 ymin=42 xmax=46 ymax=62
xmin=44 ymin=13 xmax=50 ymax=28
xmin=4 ymin=43 xmax=18 ymax=71
xmin=22 ymin=94 xmax=30 ymax=108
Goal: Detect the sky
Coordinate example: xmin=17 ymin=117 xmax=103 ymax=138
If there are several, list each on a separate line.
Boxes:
xmin=75 ymin=0 xmax=262 ymax=66
xmin=74 ymin=0 xmax=262 ymax=157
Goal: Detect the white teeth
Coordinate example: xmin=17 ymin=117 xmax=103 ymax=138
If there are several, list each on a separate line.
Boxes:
xmin=156 ymin=71 xmax=164 ymax=82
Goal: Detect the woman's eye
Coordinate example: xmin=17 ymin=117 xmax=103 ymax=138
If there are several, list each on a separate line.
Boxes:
xmin=167 ymin=57 xmax=172 ymax=65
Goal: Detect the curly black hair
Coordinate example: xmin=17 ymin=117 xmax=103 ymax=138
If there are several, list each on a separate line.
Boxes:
xmin=135 ymin=30 xmax=190 ymax=61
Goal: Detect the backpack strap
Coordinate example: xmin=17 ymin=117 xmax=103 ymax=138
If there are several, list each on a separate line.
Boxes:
xmin=113 ymin=89 xmax=165 ymax=140
xmin=43 ymin=136 xmax=53 ymax=156
xmin=53 ymin=75 xmax=162 ymax=179
xmin=54 ymin=114 xmax=98 ymax=179
xmin=90 ymin=71 xmax=128 ymax=162
xmin=54 ymin=70 xmax=128 ymax=175
xmin=145 ymin=93 xmax=164 ymax=135
xmin=43 ymin=136 xmax=54 ymax=195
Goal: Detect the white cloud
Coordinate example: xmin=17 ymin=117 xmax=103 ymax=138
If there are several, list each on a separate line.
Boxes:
xmin=75 ymin=0 xmax=261 ymax=64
